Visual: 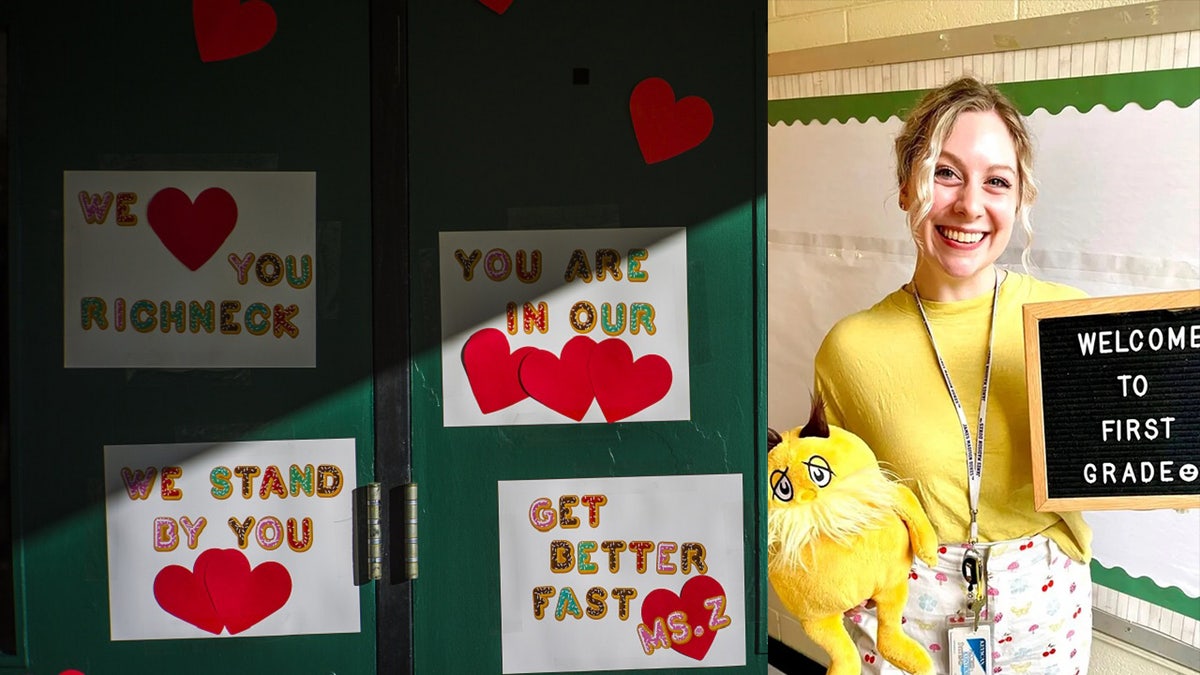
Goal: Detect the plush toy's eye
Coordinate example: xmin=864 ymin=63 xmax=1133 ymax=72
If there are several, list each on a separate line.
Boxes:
xmin=769 ymin=468 xmax=793 ymax=502
xmin=803 ymin=455 xmax=835 ymax=488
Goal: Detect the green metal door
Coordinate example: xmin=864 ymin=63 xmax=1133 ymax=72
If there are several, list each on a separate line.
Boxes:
xmin=4 ymin=2 xmax=379 ymax=673
xmin=406 ymin=2 xmax=767 ymax=672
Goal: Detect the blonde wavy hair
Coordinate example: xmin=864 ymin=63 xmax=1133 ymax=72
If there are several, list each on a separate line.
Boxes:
xmin=894 ymin=77 xmax=1037 ymax=271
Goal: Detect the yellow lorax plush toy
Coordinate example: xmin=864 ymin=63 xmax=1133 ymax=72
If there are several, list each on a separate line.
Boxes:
xmin=768 ymin=397 xmax=938 ymax=675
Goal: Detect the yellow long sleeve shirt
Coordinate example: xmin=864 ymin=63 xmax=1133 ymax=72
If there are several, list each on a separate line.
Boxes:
xmin=813 ymin=272 xmax=1092 ymax=562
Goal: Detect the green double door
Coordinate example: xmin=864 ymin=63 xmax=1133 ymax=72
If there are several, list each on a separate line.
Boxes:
xmin=4 ymin=1 xmax=765 ymax=673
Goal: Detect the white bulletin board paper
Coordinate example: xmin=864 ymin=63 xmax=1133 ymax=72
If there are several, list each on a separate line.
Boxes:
xmin=768 ymin=92 xmax=1200 ymax=628
xmin=104 ymin=439 xmax=358 ymax=640
xmin=497 ymin=474 xmax=746 ymax=673
xmin=64 ymin=171 xmax=317 ymax=368
xmin=439 ymin=227 xmax=690 ymax=427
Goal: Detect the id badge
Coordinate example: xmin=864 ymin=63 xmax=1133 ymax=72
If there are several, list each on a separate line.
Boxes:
xmin=948 ymin=623 xmax=993 ymax=675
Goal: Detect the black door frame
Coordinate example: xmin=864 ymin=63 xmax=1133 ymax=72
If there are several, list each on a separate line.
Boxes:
xmin=371 ymin=1 xmax=414 ymax=673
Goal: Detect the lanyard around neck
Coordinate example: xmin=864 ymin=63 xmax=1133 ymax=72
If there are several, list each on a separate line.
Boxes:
xmin=911 ymin=271 xmax=1001 ymax=547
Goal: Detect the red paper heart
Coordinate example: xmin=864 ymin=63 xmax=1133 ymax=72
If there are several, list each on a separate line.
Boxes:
xmin=153 ymin=563 xmax=224 ymax=634
xmin=201 ymin=548 xmax=292 ymax=635
xmin=146 ymin=187 xmax=238 ymax=271
xmin=479 ymin=0 xmax=514 ymax=14
xmin=629 ymin=77 xmax=713 ymax=164
xmin=153 ymin=548 xmax=291 ymax=635
xmin=193 ymin=0 xmax=278 ymax=63
xmin=589 ymin=338 xmax=672 ymax=422
xmin=518 ymin=336 xmax=597 ymax=421
xmin=640 ymin=575 xmax=728 ymax=661
xmin=462 ymin=328 xmax=536 ymax=414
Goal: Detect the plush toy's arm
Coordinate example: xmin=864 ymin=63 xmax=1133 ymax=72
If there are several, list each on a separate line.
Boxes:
xmin=894 ymin=484 xmax=938 ymax=568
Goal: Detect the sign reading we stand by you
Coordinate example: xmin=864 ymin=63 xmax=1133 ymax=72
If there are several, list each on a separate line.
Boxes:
xmin=439 ymin=227 xmax=689 ymax=427
xmin=63 ymin=171 xmax=316 ymax=368
xmin=104 ymin=439 xmax=358 ymax=640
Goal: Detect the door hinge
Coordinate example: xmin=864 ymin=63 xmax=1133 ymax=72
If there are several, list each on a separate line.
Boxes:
xmin=353 ymin=482 xmax=383 ymax=585
xmin=400 ymin=483 xmax=419 ymax=580
xmin=352 ymin=482 xmax=418 ymax=584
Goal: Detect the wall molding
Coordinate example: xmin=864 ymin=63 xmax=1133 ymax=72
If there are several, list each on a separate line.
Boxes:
xmin=769 ymin=31 xmax=1199 ymax=101
xmin=768 ymin=1 xmax=1200 ymax=77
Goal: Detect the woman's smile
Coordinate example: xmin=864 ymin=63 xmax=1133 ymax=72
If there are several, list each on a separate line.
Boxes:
xmin=934 ymin=226 xmax=987 ymax=246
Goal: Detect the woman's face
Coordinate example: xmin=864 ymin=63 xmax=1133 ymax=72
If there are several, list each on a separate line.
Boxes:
xmin=908 ymin=110 xmax=1019 ymax=287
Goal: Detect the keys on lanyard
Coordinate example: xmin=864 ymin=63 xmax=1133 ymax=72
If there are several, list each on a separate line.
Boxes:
xmin=962 ymin=547 xmax=988 ymax=630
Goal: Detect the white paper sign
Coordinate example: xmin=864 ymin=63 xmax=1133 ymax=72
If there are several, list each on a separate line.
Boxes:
xmin=497 ymin=474 xmax=746 ymax=673
xmin=440 ymin=228 xmax=690 ymax=426
xmin=64 ymin=171 xmax=317 ymax=368
xmin=104 ymin=439 xmax=358 ymax=640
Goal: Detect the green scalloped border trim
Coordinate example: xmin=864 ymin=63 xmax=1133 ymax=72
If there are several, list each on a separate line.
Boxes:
xmin=769 ymin=68 xmax=1200 ymax=126
xmin=1091 ymin=561 xmax=1200 ymax=620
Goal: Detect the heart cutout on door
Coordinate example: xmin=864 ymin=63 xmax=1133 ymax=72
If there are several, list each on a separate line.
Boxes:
xmin=193 ymin=0 xmax=278 ymax=63
xmin=518 ymin=335 xmax=598 ymax=421
xmin=154 ymin=548 xmax=292 ymax=634
xmin=640 ymin=575 xmax=728 ymax=661
xmin=478 ymin=0 xmax=514 ymax=14
xmin=146 ymin=186 xmax=238 ymax=271
xmin=462 ymin=328 xmax=537 ymax=414
xmin=462 ymin=330 xmax=673 ymax=421
xmin=589 ymin=338 xmax=672 ymax=423
xmin=629 ymin=77 xmax=713 ymax=164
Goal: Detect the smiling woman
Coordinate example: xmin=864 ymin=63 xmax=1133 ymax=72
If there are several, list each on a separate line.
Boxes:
xmin=810 ymin=77 xmax=1094 ymax=675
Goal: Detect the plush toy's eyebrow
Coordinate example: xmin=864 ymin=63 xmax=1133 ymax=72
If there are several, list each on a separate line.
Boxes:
xmin=802 ymin=455 xmax=834 ymax=477
xmin=799 ymin=394 xmax=829 ymax=439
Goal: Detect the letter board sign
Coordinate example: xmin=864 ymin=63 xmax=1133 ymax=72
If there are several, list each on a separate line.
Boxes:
xmin=1024 ymin=290 xmax=1200 ymax=511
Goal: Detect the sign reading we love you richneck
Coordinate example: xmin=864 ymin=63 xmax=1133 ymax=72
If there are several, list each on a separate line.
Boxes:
xmin=63 ymin=171 xmax=317 ymax=368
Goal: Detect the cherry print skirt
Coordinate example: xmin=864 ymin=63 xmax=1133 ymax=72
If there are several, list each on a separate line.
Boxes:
xmin=846 ymin=534 xmax=1092 ymax=675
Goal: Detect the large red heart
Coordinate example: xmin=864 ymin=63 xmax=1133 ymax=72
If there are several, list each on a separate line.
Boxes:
xmin=193 ymin=0 xmax=278 ymax=63
xmin=518 ymin=336 xmax=597 ymax=421
xmin=202 ymin=548 xmax=292 ymax=634
xmin=640 ymin=575 xmax=728 ymax=661
xmin=153 ymin=562 xmax=224 ymax=634
xmin=146 ymin=187 xmax=238 ymax=271
xmin=479 ymin=0 xmax=514 ymax=14
xmin=153 ymin=548 xmax=291 ymax=635
xmin=589 ymin=338 xmax=672 ymax=422
xmin=629 ymin=77 xmax=713 ymax=164
xmin=462 ymin=328 xmax=536 ymax=414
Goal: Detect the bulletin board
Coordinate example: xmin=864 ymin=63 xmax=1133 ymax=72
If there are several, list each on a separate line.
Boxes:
xmin=767 ymin=63 xmax=1200 ymax=652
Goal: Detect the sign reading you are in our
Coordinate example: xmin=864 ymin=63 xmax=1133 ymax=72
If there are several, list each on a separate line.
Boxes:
xmin=1024 ymin=290 xmax=1200 ymax=511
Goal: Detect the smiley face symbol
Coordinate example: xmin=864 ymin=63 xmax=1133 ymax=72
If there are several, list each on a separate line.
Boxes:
xmin=1178 ymin=463 xmax=1198 ymax=483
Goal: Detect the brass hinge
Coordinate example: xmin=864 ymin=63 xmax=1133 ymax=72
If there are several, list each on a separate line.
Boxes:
xmin=400 ymin=483 xmax=419 ymax=580
xmin=353 ymin=483 xmax=383 ymax=585
xmin=352 ymin=482 xmax=417 ymax=584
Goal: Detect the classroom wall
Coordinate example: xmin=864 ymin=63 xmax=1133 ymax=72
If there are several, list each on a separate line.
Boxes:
xmin=766 ymin=2 xmax=1199 ymax=673
xmin=769 ymin=0 xmax=1152 ymax=51
xmin=1094 ymin=633 xmax=1198 ymax=675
